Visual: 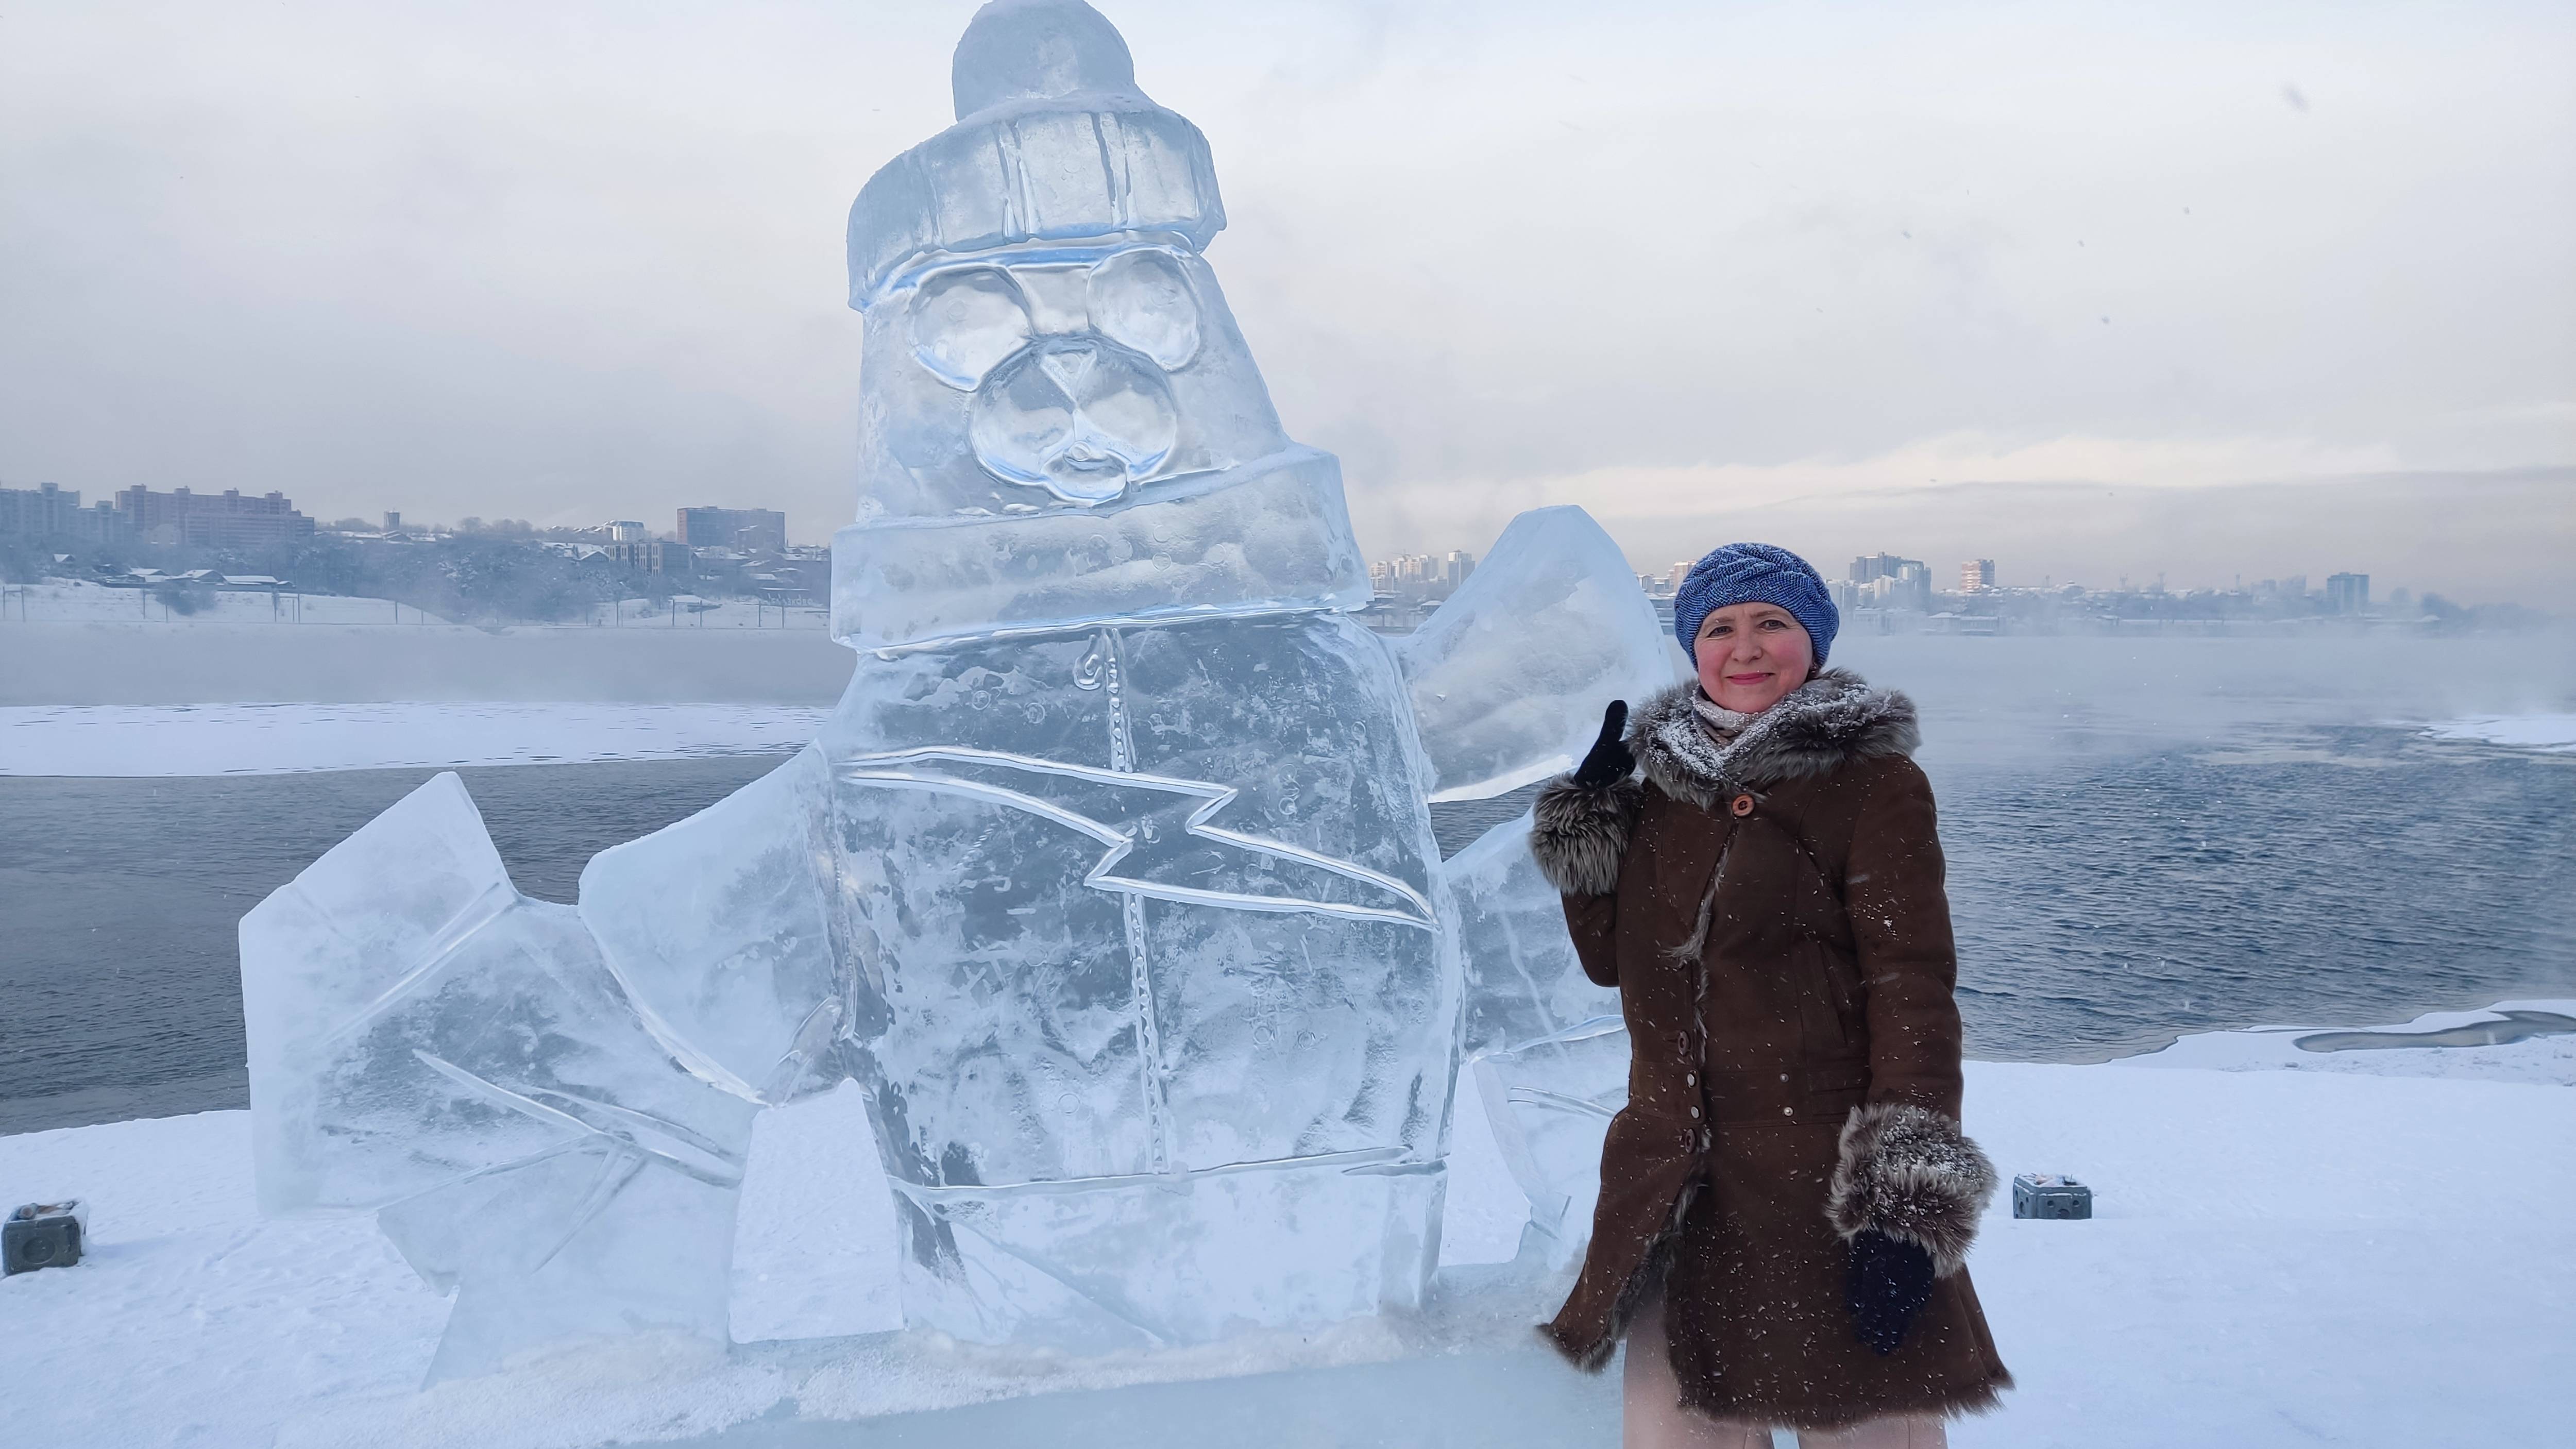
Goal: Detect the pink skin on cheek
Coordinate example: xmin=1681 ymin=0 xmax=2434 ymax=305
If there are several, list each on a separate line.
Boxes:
xmin=1693 ymin=604 xmax=1815 ymax=715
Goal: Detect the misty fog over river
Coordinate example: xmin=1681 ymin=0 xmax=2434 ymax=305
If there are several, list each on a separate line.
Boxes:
xmin=3 ymin=630 xmax=2570 ymax=1135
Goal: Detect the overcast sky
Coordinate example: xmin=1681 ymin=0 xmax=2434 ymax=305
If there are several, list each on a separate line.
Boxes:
xmin=4 ymin=1 xmax=2570 ymax=602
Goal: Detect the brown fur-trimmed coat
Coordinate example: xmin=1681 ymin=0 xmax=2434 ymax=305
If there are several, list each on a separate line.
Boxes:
xmin=1530 ymin=671 xmax=2011 ymax=1429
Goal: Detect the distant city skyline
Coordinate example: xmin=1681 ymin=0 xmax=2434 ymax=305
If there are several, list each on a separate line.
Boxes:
xmin=9 ymin=469 xmax=2550 ymax=616
xmin=1368 ymin=508 xmax=2519 ymax=613
xmin=3 ymin=4 xmax=2567 ymax=607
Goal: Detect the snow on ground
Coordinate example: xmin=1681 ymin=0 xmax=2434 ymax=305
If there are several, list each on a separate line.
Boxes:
xmin=2124 ymin=1000 xmax=2576 ymax=1084
xmin=578 ymin=598 xmax=832 ymax=631
xmin=0 ymin=579 xmax=458 ymax=626
xmin=0 ymin=702 xmax=831 ymax=776
xmin=3 ymin=1008 xmax=2570 ymax=1448
xmin=0 ymin=579 xmax=830 ymax=632
xmin=2418 ymin=713 xmax=2576 ymax=752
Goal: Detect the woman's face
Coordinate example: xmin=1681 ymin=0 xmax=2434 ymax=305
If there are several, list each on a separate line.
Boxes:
xmin=1694 ymin=602 xmax=1815 ymax=714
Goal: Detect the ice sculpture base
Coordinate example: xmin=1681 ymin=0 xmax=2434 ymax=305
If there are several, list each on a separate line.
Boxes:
xmin=896 ymin=1160 xmax=1444 ymax=1349
xmin=669 ymin=1339 xmax=1618 ymax=1448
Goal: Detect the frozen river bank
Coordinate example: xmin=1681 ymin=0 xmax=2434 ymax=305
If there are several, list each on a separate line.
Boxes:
xmin=0 ymin=702 xmax=831 ymax=776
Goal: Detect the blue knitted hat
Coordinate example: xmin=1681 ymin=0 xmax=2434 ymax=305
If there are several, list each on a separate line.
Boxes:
xmin=1673 ymin=542 xmax=1839 ymax=665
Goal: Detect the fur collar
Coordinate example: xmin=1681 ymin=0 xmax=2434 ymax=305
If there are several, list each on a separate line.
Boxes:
xmin=1632 ymin=669 xmax=1920 ymax=810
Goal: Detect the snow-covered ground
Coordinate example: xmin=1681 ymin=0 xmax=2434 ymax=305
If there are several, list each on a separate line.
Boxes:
xmin=2 ymin=1002 xmax=2568 ymax=1448
xmin=2125 ymin=1000 xmax=2576 ymax=1083
xmin=0 ymin=579 xmax=458 ymax=626
xmin=579 ymin=598 xmax=831 ymax=631
xmin=2420 ymin=713 xmax=2576 ymax=752
xmin=0 ymin=702 xmax=831 ymax=775
xmin=0 ymin=580 xmax=829 ymax=632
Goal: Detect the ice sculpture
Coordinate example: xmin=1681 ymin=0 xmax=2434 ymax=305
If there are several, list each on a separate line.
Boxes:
xmin=1393 ymin=506 xmax=1675 ymax=803
xmin=1414 ymin=504 xmax=1668 ymax=1256
xmin=1447 ymin=810 xmax=1621 ymax=1064
xmin=239 ymin=774 xmax=758 ymax=1380
xmin=1444 ymin=810 xmax=1630 ymax=1262
xmin=580 ymin=745 xmax=845 ymax=1104
xmin=1471 ymin=1024 xmax=1631 ymax=1256
xmin=238 ymin=0 xmax=1670 ymax=1377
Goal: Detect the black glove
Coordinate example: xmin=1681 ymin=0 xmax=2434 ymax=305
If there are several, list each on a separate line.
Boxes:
xmin=1570 ymin=700 xmax=1634 ymax=788
xmin=1845 ymin=1228 xmax=1936 ymax=1356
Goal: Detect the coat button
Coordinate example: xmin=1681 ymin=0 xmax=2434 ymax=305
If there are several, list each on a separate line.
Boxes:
xmin=1780 ymin=1073 xmax=1790 ymax=1083
xmin=1731 ymin=794 xmax=1755 ymax=817
xmin=1689 ymin=1105 xmax=1702 ymax=1118
xmin=1782 ymin=1106 xmax=1795 ymax=1117
xmin=1685 ymin=1073 xmax=1697 ymax=1086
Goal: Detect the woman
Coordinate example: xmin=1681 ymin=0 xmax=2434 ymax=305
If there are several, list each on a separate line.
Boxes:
xmin=1530 ymin=543 xmax=2010 ymax=1447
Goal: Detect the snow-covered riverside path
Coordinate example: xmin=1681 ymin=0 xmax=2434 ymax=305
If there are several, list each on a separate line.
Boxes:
xmin=0 ymin=702 xmax=831 ymax=776
xmin=1 ymin=1005 xmax=2568 ymax=1448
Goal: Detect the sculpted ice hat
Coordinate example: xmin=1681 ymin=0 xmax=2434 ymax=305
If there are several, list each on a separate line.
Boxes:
xmin=833 ymin=0 xmax=1367 ymax=650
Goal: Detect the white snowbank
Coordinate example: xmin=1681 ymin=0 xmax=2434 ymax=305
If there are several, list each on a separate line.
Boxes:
xmin=0 ymin=579 xmax=831 ymax=632
xmin=0 ymin=702 xmax=830 ymax=776
xmin=2419 ymin=713 xmax=2576 ymax=752
xmin=2125 ymin=999 xmax=2576 ymax=1083
xmin=3 ymin=1007 xmax=2570 ymax=1448
xmin=0 ymin=578 xmax=459 ymax=626
xmin=580 ymin=597 xmax=833 ymax=631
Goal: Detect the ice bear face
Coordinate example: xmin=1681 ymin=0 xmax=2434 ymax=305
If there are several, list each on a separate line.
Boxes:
xmin=908 ymin=248 xmax=1208 ymax=506
xmin=852 ymin=238 xmax=1290 ymax=530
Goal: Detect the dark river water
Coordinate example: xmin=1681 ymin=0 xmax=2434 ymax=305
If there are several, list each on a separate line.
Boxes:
xmin=3 ymin=722 xmax=2572 ymax=1136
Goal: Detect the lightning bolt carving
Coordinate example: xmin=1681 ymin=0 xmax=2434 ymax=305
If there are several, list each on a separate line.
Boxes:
xmin=834 ymin=746 xmax=1437 ymax=930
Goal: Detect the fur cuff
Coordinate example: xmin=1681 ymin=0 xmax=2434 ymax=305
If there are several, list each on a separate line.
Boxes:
xmin=1529 ymin=775 xmax=1639 ymax=896
xmin=1826 ymin=1102 xmax=1997 ymax=1277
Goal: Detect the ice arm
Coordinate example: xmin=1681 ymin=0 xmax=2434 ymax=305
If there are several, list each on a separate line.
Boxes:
xmin=580 ymin=744 xmax=848 ymax=1104
xmin=238 ymin=772 xmax=761 ymax=1380
xmin=1445 ymin=809 xmax=1622 ymax=1056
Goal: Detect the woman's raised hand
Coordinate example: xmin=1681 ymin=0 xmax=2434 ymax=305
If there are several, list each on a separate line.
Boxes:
xmin=1570 ymin=700 xmax=1634 ymax=789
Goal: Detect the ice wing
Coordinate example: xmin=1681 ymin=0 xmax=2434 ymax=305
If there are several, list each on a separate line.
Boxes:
xmin=238 ymin=772 xmax=759 ymax=1381
xmin=1440 ymin=806 xmax=1631 ymax=1263
xmin=1442 ymin=808 xmax=1622 ymax=1060
xmin=580 ymin=744 xmax=847 ymax=1104
xmin=1390 ymin=505 xmax=1680 ymax=802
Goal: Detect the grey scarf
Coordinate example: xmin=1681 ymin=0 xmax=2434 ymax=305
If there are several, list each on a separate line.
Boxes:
xmin=1691 ymin=690 xmax=1755 ymax=747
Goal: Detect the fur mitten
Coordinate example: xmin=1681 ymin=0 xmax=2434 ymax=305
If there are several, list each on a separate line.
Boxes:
xmin=1826 ymin=1102 xmax=1998 ymax=1277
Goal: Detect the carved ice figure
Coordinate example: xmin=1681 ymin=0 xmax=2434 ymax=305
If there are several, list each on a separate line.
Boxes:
xmin=1446 ymin=808 xmax=1635 ymax=1264
xmin=1393 ymin=505 xmax=1675 ymax=804
xmin=239 ymin=774 xmax=757 ymax=1380
xmin=240 ymin=0 xmax=1672 ymax=1375
xmin=771 ymin=0 xmax=1456 ymax=1349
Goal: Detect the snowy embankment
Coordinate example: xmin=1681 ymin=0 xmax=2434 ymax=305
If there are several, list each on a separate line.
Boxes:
xmin=0 ymin=579 xmax=458 ymax=626
xmin=2 ymin=1004 xmax=2570 ymax=1448
xmin=2419 ymin=714 xmax=2576 ymax=752
xmin=0 ymin=703 xmax=831 ymax=775
xmin=579 ymin=598 xmax=832 ymax=631
xmin=0 ymin=580 xmax=829 ymax=632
